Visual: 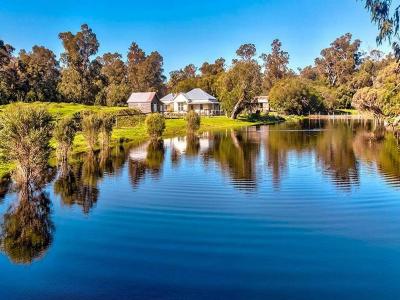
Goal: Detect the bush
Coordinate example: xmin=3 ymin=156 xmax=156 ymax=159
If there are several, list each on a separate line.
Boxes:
xmin=81 ymin=112 xmax=101 ymax=152
xmin=269 ymin=77 xmax=325 ymax=115
xmin=98 ymin=112 xmax=115 ymax=149
xmin=0 ymin=104 xmax=53 ymax=185
xmin=186 ymin=110 xmax=201 ymax=132
xmin=53 ymin=116 xmax=78 ymax=164
xmin=145 ymin=113 xmax=165 ymax=139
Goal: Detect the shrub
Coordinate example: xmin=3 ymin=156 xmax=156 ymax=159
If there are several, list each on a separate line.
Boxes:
xmin=81 ymin=112 xmax=101 ymax=152
xmin=0 ymin=104 xmax=53 ymax=185
xmin=269 ymin=77 xmax=325 ymax=115
xmin=186 ymin=110 xmax=201 ymax=132
xmin=145 ymin=113 xmax=165 ymax=139
xmin=98 ymin=112 xmax=116 ymax=149
xmin=53 ymin=116 xmax=78 ymax=165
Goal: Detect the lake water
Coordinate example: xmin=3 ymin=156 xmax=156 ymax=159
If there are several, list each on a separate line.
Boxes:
xmin=0 ymin=119 xmax=400 ymax=300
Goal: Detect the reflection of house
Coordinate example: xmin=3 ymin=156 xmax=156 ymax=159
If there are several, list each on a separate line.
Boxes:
xmin=160 ymin=88 xmax=221 ymax=115
xmin=127 ymin=92 xmax=163 ymax=113
xmin=164 ymin=134 xmax=212 ymax=154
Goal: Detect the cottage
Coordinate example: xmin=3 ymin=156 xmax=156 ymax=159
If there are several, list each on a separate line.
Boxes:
xmin=127 ymin=92 xmax=163 ymax=113
xmin=255 ymin=96 xmax=269 ymax=113
xmin=160 ymin=88 xmax=221 ymax=115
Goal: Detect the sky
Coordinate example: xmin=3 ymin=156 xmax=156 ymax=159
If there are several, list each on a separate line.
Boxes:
xmin=0 ymin=0 xmax=391 ymax=75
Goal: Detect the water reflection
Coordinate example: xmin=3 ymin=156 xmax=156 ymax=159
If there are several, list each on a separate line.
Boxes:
xmin=128 ymin=140 xmax=165 ymax=188
xmin=1 ymin=190 xmax=53 ymax=264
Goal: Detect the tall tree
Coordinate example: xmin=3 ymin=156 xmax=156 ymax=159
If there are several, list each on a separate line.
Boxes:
xmin=58 ymin=24 xmax=100 ymax=104
xmin=127 ymin=42 xmax=166 ymax=94
xmin=0 ymin=40 xmax=18 ymax=103
xmin=261 ymin=39 xmax=292 ymax=92
xmin=236 ymin=44 xmax=257 ymax=61
xmin=315 ymin=33 xmax=362 ymax=87
xmin=217 ymin=46 xmax=262 ymax=119
xmin=96 ymin=52 xmax=129 ymax=106
xmin=18 ymin=46 xmax=60 ymax=102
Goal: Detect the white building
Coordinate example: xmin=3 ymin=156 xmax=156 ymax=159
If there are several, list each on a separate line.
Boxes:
xmin=160 ymin=88 xmax=221 ymax=115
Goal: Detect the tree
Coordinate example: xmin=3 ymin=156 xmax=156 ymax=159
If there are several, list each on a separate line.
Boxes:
xmin=217 ymin=59 xmax=262 ymax=119
xmin=362 ymin=0 xmax=400 ymax=58
xmin=97 ymin=52 xmax=129 ymax=106
xmin=18 ymin=46 xmax=60 ymax=102
xmin=58 ymin=24 xmax=100 ymax=104
xmin=145 ymin=113 xmax=165 ymax=139
xmin=98 ymin=112 xmax=115 ymax=149
xmin=315 ymin=33 xmax=362 ymax=87
xmin=0 ymin=40 xmax=18 ymax=103
xmin=127 ymin=42 xmax=166 ymax=93
xmin=53 ymin=116 xmax=78 ymax=167
xmin=269 ymin=77 xmax=325 ymax=115
xmin=236 ymin=44 xmax=256 ymax=61
xmin=81 ymin=112 xmax=101 ymax=152
xmin=168 ymin=64 xmax=199 ymax=92
xmin=0 ymin=104 xmax=53 ymax=185
xmin=186 ymin=111 xmax=201 ymax=133
xmin=261 ymin=39 xmax=292 ymax=92
xmin=200 ymin=58 xmax=225 ymax=76
xmin=353 ymin=61 xmax=400 ymax=118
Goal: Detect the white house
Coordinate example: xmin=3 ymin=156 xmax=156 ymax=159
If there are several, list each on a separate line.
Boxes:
xmin=160 ymin=88 xmax=221 ymax=115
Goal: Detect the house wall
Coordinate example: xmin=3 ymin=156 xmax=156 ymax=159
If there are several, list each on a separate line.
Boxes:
xmin=173 ymin=94 xmax=188 ymax=112
xmin=128 ymin=102 xmax=152 ymax=113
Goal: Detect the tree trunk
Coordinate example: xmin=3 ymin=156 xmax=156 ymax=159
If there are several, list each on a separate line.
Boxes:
xmin=230 ymin=100 xmax=244 ymax=119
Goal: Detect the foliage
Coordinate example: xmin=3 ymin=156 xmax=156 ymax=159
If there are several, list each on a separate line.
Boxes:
xmin=261 ymin=39 xmax=293 ymax=92
xmin=98 ymin=112 xmax=116 ymax=148
xmin=314 ymin=33 xmax=362 ymax=87
xmin=145 ymin=113 xmax=165 ymax=139
xmin=127 ymin=42 xmax=166 ymax=94
xmin=58 ymin=24 xmax=100 ymax=104
xmin=269 ymin=77 xmax=325 ymax=115
xmin=353 ymin=61 xmax=400 ymax=118
xmin=0 ymin=104 xmax=53 ymax=184
xmin=186 ymin=110 xmax=201 ymax=132
xmin=81 ymin=111 xmax=101 ymax=151
xmin=53 ymin=116 xmax=78 ymax=164
xmin=362 ymin=0 xmax=400 ymax=58
xmin=216 ymin=59 xmax=262 ymax=119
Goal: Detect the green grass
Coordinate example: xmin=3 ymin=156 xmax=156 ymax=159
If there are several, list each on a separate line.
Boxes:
xmin=0 ymin=103 xmax=282 ymax=178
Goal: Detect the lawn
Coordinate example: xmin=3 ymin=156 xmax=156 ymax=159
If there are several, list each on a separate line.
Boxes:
xmin=0 ymin=102 xmax=281 ymax=178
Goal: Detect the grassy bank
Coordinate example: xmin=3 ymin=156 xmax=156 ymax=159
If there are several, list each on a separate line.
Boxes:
xmin=0 ymin=103 xmax=281 ymax=179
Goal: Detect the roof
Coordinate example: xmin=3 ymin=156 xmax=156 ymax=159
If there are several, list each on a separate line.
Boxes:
xmin=127 ymin=92 xmax=158 ymax=103
xmin=160 ymin=93 xmax=175 ymax=103
xmin=186 ymin=88 xmax=217 ymax=102
xmin=256 ymin=96 xmax=269 ymax=103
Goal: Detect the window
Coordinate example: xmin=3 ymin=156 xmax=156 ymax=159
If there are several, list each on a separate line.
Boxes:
xmin=153 ymin=103 xmax=157 ymax=112
xmin=178 ymin=102 xmax=184 ymax=112
xmin=200 ymin=104 xmax=203 ymax=110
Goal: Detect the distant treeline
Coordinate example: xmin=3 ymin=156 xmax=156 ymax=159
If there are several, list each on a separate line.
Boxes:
xmin=0 ymin=24 xmax=399 ymax=119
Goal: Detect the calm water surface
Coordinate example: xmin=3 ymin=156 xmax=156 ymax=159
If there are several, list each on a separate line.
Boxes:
xmin=1 ymin=119 xmax=400 ymax=300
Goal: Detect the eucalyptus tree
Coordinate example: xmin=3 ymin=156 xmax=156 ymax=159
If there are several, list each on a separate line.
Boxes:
xmin=217 ymin=44 xmax=262 ymax=119
xmin=58 ymin=24 xmax=100 ymax=104
xmin=261 ymin=39 xmax=292 ymax=92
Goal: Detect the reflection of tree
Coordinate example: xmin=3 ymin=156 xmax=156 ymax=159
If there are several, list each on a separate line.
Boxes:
xmin=264 ymin=126 xmax=317 ymax=189
xmin=315 ymin=123 xmax=359 ymax=190
xmin=0 ymin=190 xmax=53 ymax=264
xmin=353 ymin=129 xmax=400 ymax=185
xmin=185 ymin=134 xmax=200 ymax=157
xmin=206 ymin=130 xmax=260 ymax=191
xmin=128 ymin=140 xmax=165 ymax=188
xmin=54 ymin=154 xmax=100 ymax=214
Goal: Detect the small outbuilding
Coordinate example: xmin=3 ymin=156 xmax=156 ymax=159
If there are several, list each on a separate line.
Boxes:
xmin=127 ymin=92 xmax=163 ymax=113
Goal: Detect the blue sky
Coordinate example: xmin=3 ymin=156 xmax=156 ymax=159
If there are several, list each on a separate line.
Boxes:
xmin=0 ymin=0 xmax=391 ymax=74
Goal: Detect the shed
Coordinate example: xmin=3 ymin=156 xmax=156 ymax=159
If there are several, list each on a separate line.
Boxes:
xmin=127 ymin=92 xmax=163 ymax=113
